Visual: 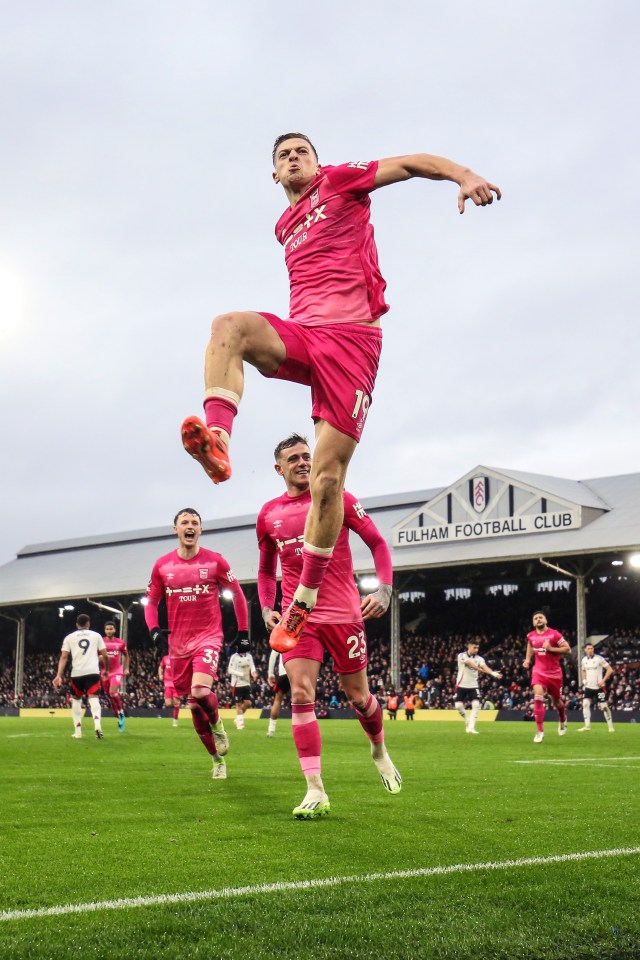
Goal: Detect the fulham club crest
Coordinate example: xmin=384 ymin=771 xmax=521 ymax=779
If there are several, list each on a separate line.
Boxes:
xmin=470 ymin=476 xmax=490 ymax=514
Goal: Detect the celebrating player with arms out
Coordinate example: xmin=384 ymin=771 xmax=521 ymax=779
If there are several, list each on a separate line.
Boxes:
xmin=145 ymin=508 xmax=249 ymax=779
xmin=454 ymin=639 xmax=502 ymax=735
xmin=523 ymin=611 xmax=571 ymax=743
xmin=183 ymin=133 xmax=501 ymax=654
xmin=101 ymin=621 xmax=129 ymax=732
xmin=257 ymin=433 xmax=400 ymax=819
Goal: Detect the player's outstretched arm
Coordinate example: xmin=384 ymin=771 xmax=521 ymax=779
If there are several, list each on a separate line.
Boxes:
xmin=373 ymin=154 xmax=501 ymax=213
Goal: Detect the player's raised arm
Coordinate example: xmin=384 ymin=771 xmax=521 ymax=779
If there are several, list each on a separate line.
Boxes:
xmin=373 ymin=154 xmax=501 ymax=213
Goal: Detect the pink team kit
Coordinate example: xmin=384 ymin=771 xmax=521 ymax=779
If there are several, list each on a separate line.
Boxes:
xmin=102 ymin=638 xmax=127 ymax=690
xmin=145 ymin=549 xmax=247 ymax=696
xmin=160 ymin=655 xmax=178 ymax=699
xmin=260 ymin=162 xmax=386 ymax=441
xmin=257 ymin=488 xmax=392 ymax=673
xmin=527 ymin=627 xmax=565 ymax=700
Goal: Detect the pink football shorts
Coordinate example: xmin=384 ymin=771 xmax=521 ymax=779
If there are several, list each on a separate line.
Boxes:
xmin=258 ymin=314 xmax=382 ymax=442
xmin=171 ymin=644 xmax=221 ymax=697
xmin=163 ymin=685 xmax=179 ymax=700
xmin=283 ymin=620 xmax=368 ymax=675
xmin=531 ymin=673 xmax=563 ymax=701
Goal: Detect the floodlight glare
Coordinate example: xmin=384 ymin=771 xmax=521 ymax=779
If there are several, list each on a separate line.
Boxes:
xmin=221 ymin=589 xmax=233 ymax=600
xmin=359 ymin=576 xmax=379 ymax=591
xmin=629 ymin=553 xmax=640 ymax=569
xmin=139 ymin=597 xmax=149 ymax=606
xmin=63 ymin=604 xmax=75 ymax=610
xmin=611 ymin=560 xmax=623 ymax=567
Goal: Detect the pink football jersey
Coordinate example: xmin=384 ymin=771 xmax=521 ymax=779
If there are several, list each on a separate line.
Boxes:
xmin=160 ymin=655 xmax=173 ymax=683
xmin=257 ymin=488 xmax=391 ymax=623
xmin=103 ymin=638 xmax=127 ymax=674
xmin=527 ymin=628 xmax=566 ymax=680
xmin=275 ymin=162 xmax=389 ymax=326
xmin=145 ymin=549 xmax=247 ymax=658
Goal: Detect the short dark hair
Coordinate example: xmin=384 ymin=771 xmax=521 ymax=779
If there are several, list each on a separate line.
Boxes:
xmin=532 ymin=610 xmax=546 ymax=618
xmin=173 ymin=508 xmax=202 ymax=526
xmin=77 ymin=614 xmax=90 ymax=628
xmin=274 ymin=433 xmax=310 ymax=462
xmin=104 ymin=621 xmax=116 ymax=629
xmin=272 ymin=132 xmax=318 ymax=165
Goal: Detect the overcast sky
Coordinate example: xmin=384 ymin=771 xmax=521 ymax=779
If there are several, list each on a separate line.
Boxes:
xmin=1 ymin=1 xmax=638 ymax=567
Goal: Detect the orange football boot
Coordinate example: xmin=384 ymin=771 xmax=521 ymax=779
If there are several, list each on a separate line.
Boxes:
xmin=269 ymin=600 xmax=312 ymax=653
xmin=181 ymin=416 xmax=232 ymax=483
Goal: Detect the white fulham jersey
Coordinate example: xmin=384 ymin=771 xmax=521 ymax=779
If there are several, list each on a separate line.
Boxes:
xmin=228 ymin=652 xmax=256 ymax=687
xmin=582 ymin=654 xmax=609 ymax=688
xmin=62 ymin=629 xmax=106 ymax=677
xmin=456 ymin=652 xmax=486 ymax=688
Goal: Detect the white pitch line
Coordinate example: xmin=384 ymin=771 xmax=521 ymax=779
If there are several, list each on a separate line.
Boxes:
xmin=511 ymin=756 xmax=640 ymax=764
xmin=1 ymin=847 xmax=639 ymax=923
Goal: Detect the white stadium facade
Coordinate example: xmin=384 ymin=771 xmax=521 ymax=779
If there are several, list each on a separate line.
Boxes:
xmin=1 ymin=464 xmax=639 ymax=698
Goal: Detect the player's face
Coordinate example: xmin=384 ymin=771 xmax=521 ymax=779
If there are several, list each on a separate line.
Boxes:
xmin=585 ymin=645 xmax=594 ymax=655
xmin=272 ymin=138 xmax=319 ymax=192
xmin=275 ymin=443 xmax=312 ymax=493
xmin=532 ymin=613 xmax=547 ymax=631
xmin=467 ymin=644 xmax=479 ymax=655
xmin=174 ymin=512 xmax=202 ymax=549
xmin=104 ymin=625 xmax=116 ymax=638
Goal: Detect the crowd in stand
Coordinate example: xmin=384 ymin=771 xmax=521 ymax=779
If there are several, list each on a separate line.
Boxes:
xmin=1 ymin=630 xmax=639 ymax=715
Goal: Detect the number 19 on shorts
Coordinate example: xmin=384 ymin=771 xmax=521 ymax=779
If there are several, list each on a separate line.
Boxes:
xmin=352 ymin=390 xmax=371 ymax=421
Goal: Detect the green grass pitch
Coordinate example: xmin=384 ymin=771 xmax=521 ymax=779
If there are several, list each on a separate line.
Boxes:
xmin=0 ymin=716 xmax=639 ymax=960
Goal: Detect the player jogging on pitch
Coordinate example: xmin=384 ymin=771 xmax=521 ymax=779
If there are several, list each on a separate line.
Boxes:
xmin=53 ymin=614 xmax=109 ymax=739
xmin=257 ymin=433 xmax=400 ymax=819
xmin=159 ymin=654 xmax=181 ymax=727
xmin=579 ymin=643 xmax=615 ymax=733
xmin=523 ymin=611 xmax=571 ymax=743
xmin=182 ymin=133 xmax=501 ymax=655
xmin=145 ymin=508 xmax=249 ymax=779
xmin=101 ymin=620 xmax=129 ymax=732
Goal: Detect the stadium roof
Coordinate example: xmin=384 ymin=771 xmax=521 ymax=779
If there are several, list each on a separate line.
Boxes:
xmin=0 ymin=466 xmax=639 ymax=608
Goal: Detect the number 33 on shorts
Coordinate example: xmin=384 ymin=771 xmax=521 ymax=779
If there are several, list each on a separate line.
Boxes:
xmin=202 ymin=648 xmax=219 ymax=670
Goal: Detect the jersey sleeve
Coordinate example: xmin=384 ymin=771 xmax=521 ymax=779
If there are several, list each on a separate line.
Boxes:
xmin=215 ymin=554 xmax=249 ymax=632
xmin=323 ymin=161 xmax=378 ymax=197
xmin=144 ymin=561 xmax=164 ymax=628
xmin=257 ymin=508 xmax=279 ymax=609
xmin=343 ymin=491 xmax=393 ymax=585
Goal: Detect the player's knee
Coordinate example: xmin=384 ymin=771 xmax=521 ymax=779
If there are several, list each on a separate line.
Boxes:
xmin=348 ymin=694 xmax=368 ymax=712
xmin=311 ymin=470 xmax=343 ymax=509
xmin=190 ymin=685 xmax=210 ymax=701
xmin=291 ymin=681 xmax=315 ymax=703
xmin=210 ymin=311 xmax=244 ymax=346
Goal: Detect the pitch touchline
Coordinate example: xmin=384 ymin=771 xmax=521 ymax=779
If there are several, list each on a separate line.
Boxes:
xmin=1 ymin=847 xmax=639 ymax=922
xmin=511 ymin=756 xmax=640 ymax=764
